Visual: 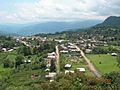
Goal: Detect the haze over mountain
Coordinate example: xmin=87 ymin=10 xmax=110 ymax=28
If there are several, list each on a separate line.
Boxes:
xmin=0 ymin=20 xmax=101 ymax=36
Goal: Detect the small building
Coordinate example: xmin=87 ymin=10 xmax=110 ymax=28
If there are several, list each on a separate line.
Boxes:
xmin=60 ymin=50 xmax=68 ymax=53
xmin=2 ymin=48 xmax=7 ymax=52
xmin=47 ymin=55 xmax=56 ymax=59
xmin=24 ymin=60 xmax=31 ymax=63
xmin=45 ymin=68 xmax=50 ymax=72
xmin=46 ymin=64 xmax=51 ymax=68
xmin=85 ymin=49 xmax=92 ymax=54
xmin=47 ymin=52 xmax=56 ymax=59
xmin=64 ymin=64 xmax=72 ymax=69
xmin=45 ymin=72 xmax=57 ymax=79
xmin=65 ymin=70 xmax=74 ymax=74
xmin=28 ymin=60 xmax=31 ymax=63
xmin=8 ymin=49 xmax=14 ymax=52
xmin=77 ymin=68 xmax=85 ymax=72
xmin=111 ymin=53 xmax=117 ymax=56
xmin=48 ymin=52 xmax=56 ymax=56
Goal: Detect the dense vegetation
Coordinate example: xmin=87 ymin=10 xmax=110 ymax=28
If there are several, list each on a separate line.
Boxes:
xmin=0 ymin=70 xmax=120 ymax=90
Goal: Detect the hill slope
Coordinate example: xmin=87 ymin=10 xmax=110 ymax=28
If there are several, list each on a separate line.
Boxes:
xmin=95 ymin=16 xmax=120 ymax=28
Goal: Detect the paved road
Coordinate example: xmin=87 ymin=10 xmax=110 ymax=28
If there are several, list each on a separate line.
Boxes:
xmin=74 ymin=45 xmax=101 ymax=77
xmin=55 ymin=45 xmax=60 ymax=74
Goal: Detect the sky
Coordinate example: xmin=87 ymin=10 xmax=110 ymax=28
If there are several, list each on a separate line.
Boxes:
xmin=0 ymin=0 xmax=120 ymax=23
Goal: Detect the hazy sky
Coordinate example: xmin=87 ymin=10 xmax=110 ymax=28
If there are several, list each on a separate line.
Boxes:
xmin=0 ymin=0 xmax=120 ymax=23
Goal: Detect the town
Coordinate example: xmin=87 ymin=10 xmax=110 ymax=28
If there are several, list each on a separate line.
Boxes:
xmin=0 ymin=34 xmax=119 ymax=85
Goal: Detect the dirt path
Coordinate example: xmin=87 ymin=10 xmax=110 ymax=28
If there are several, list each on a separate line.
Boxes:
xmin=75 ymin=45 xmax=101 ymax=77
xmin=55 ymin=45 xmax=60 ymax=74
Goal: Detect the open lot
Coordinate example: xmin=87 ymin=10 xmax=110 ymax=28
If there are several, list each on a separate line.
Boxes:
xmin=86 ymin=54 xmax=120 ymax=75
xmin=60 ymin=54 xmax=93 ymax=76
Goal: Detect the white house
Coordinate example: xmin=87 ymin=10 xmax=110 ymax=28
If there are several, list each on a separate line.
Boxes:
xmin=60 ymin=50 xmax=68 ymax=53
xmin=47 ymin=52 xmax=56 ymax=59
xmin=45 ymin=72 xmax=57 ymax=78
xmin=77 ymin=68 xmax=86 ymax=72
xmin=65 ymin=70 xmax=75 ymax=74
xmin=64 ymin=64 xmax=72 ymax=68
xmin=85 ymin=49 xmax=92 ymax=54
xmin=111 ymin=53 xmax=117 ymax=56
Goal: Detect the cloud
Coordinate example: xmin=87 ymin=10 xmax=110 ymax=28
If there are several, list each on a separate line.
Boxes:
xmin=0 ymin=0 xmax=120 ymax=23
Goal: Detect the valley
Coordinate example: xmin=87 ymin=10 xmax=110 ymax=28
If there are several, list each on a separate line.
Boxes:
xmin=0 ymin=16 xmax=120 ymax=90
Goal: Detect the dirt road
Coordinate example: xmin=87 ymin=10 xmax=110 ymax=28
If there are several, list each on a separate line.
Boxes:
xmin=75 ymin=45 xmax=101 ymax=77
xmin=55 ymin=45 xmax=60 ymax=74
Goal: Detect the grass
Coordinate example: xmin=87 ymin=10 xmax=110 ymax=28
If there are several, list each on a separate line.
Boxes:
xmin=0 ymin=52 xmax=16 ymax=79
xmin=0 ymin=64 xmax=12 ymax=80
xmin=86 ymin=54 xmax=120 ymax=75
xmin=100 ymin=45 xmax=120 ymax=50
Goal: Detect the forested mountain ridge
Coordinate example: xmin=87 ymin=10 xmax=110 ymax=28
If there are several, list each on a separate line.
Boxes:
xmin=95 ymin=16 xmax=120 ymax=28
xmin=85 ymin=16 xmax=120 ymax=39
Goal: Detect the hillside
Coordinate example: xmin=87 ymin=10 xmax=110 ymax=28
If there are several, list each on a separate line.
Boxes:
xmin=87 ymin=16 xmax=120 ymax=38
xmin=95 ymin=16 xmax=120 ymax=28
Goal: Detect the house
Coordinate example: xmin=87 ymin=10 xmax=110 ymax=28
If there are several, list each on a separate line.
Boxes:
xmin=60 ymin=44 xmax=68 ymax=50
xmin=47 ymin=56 xmax=56 ymax=59
xmin=2 ymin=48 xmax=7 ymax=52
xmin=64 ymin=64 xmax=72 ymax=69
xmin=50 ymin=80 xmax=54 ymax=82
xmin=48 ymin=52 xmax=56 ymax=56
xmin=47 ymin=52 xmax=56 ymax=59
xmin=68 ymin=45 xmax=76 ymax=49
xmin=85 ymin=49 xmax=92 ymax=54
xmin=46 ymin=64 xmax=51 ymax=68
xmin=8 ymin=49 xmax=14 ymax=52
xmin=111 ymin=53 xmax=117 ymax=56
xmin=65 ymin=70 xmax=74 ymax=74
xmin=45 ymin=68 xmax=50 ymax=72
xmin=55 ymin=39 xmax=65 ymax=43
xmin=28 ymin=60 xmax=31 ymax=63
xmin=24 ymin=60 xmax=31 ymax=63
xmin=60 ymin=50 xmax=68 ymax=53
xmin=45 ymin=72 xmax=57 ymax=79
xmin=24 ymin=60 xmax=27 ymax=63
xmin=77 ymin=68 xmax=85 ymax=72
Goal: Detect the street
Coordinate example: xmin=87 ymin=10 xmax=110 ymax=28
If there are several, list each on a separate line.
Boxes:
xmin=75 ymin=45 xmax=101 ymax=77
xmin=55 ymin=45 xmax=60 ymax=74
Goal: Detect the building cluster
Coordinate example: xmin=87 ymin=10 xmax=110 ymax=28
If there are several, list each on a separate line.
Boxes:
xmin=76 ymin=38 xmax=108 ymax=54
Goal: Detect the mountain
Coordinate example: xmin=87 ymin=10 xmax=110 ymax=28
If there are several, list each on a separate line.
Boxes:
xmin=0 ymin=20 xmax=101 ymax=36
xmin=95 ymin=16 xmax=120 ymax=28
xmin=82 ymin=16 xmax=120 ymax=40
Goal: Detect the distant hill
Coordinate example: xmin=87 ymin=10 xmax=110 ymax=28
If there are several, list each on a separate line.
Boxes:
xmin=0 ymin=20 xmax=101 ymax=36
xmin=82 ymin=16 xmax=120 ymax=39
xmin=51 ymin=16 xmax=120 ymax=40
xmin=95 ymin=16 xmax=120 ymax=28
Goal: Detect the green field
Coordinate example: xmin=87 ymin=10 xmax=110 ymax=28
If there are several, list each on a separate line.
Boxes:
xmin=0 ymin=52 xmax=15 ymax=79
xmin=0 ymin=50 xmax=39 ymax=79
xmin=86 ymin=54 xmax=120 ymax=74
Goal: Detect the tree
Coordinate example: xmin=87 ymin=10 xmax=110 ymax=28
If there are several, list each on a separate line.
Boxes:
xmin=3 ymin=59 xmax=14 ymax=68
xmin=18 ymin=46 xmax=32 ymax=56
xmin=50 ymin=59 xmax=56 ymax=72
xmin=15 ymin=55 xmax=24 ymax=68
